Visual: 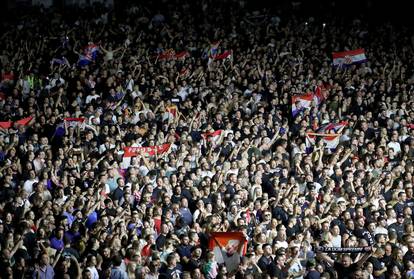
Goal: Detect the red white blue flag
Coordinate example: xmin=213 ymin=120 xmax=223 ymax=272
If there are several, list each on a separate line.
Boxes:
xmin=332 ymin=48 xmax=367 ymax=67
xmin=291 ymin=92 xmax=315 ymax=117
xmin=305 ymin=133 xmax=340 ymax=153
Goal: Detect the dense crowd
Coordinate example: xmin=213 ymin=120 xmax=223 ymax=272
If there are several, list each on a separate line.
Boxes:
xmin=1 ymin=0 xmax=414 ymax=278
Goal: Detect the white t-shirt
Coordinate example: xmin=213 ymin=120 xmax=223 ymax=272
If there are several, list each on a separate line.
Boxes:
xmin=85 ymin=94 xmax=100 ymax=104
xmin=388 ymin=141 xmax=401 ymax=154
xmin=23 ymin=178 xmax=39 ymax=194
xmin=86 ymin=267 xmax=99 ymax=279
xmin=331 ymin=235 xmax=342 ymax=248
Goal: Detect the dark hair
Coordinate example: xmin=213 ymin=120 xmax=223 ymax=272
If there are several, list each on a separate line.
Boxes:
xmin=166 ymin=253 xmax=176 ymax=265
xmin=112 ymin=255 xmax=123 ymax=267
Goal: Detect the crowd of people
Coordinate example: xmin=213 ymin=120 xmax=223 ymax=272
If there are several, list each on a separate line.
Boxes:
xmin=1 ymin=0 xmax=414 ymax=278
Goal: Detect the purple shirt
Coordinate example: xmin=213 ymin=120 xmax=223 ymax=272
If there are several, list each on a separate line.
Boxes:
xmin=50 ymin=236 xmax=64 ymax=250
xmin=32 ymin=264 xmax=55 ymax=279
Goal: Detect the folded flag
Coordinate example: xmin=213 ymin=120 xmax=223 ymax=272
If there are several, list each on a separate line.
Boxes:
xmin=179 ymin=67 xmax=190 ymax=78
xmin=85 ymin=43 xmax=99 ymax=60
xmin=314 ymin=85 xmax=328 ymax=105
xmin=209 ymin=232 xmax=247 ymax=273
xmin=166 ymin=105 xmax=178 ymax=119
xmin=291 ymin=92 xmax=315 ymax=117
xmin=157 ymin=49 xmax=175 ymax=60
xmin=64 ymin=117 xmax=86 ymax=129
xmin=332 ymin=48 xmax=367 ymax=67
xmin=0 ymin=121 xmax=13 ymax=129
xmin=208 ymin=50 xmax=233 ymax=67
xmin=78 ymin=54 xmax=92 ymax=67
xmin=317 ymin=121 xmax=348 ymax=133
xmin=214 ymin=50 xmax=232 ymax=61
xmin=15 ymin=116 xmax=33 ymax=126
xmin=208 ymin=41 xmax=220 ymax=58
xmin=202 ymin=130 xmax=223 ymax=146
xmin=77 ymin=43 xmax=99 ymax=67
xmin=305 ymin=132 xmax=341 ymax=153
xmin=175 ymin=51 xmax=190 ymax=60
xmin=123 ymin=143 xmax=172 ymax=157
xmin=51 ymin=57 xmax=70 ymax=67
xmin=157 ymin=50 xmax=190 ymax=61
xmin=0 ymin=116 xmax=34 ymax=129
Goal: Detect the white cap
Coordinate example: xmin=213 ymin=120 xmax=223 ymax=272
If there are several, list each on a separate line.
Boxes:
xmin=374 ymin=227 xmax=388 ymax=236
xmin=336 ymin=197 xmax=347 ymax=204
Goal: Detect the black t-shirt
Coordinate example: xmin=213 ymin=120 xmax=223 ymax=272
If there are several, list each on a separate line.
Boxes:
xmin=257 ymin=255 xmax=272 ymax=272
xmin=156 ymin=234 xmax=167 ymax=250
xmin=305 ymin=270 xmax=321 ymax=279
xmin=333 ymin=262 xmax=358 ymax=279
xmin=268 ymin=262 xmax=288 ymax=278
xmin=160 ymin=266 xmax=182 ymax=279
xmin=286 ymin=224 xmax=298 ymax=238
xmin=354 ymin=228 xmax=374 ymax=246
xmin=183 ymin=258 xmax=201 ymax=271
xmin=272 ymin=206 xmax=288 ymax=224
xmin=403 ymin=251 xmax=414 ymax=265
xmin=388 ymin=223 xmax=404 ymax=239
xmin=112 ymin=187 xmax=124 ymax=202
xmin=369 ymin=257 xmax=385 ymax=279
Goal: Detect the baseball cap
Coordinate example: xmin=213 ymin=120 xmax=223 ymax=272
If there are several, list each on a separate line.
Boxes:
xmin=336 ymin=197 xmax=347 ymax=204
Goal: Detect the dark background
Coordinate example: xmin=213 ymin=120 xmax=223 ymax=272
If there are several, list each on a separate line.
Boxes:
xmin=1 ymin=0 xmax=413 ymax=27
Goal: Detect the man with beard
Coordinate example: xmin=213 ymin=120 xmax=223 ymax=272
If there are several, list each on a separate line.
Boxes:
xmin=354 ymin=216 xmax=374 ymax=246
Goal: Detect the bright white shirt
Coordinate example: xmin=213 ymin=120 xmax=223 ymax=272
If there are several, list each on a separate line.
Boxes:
xmin=87 ymin=266 xmax=99 ymax=279
xmin=23 ymin=178 xmax=38 ymax=194
xmin=388 ymin=141 xmax=401 ymax=154
xmin=331 ymin=235 xmax=342 ymax=248
xmin=85 ymin=94 xmax=100 ymax=104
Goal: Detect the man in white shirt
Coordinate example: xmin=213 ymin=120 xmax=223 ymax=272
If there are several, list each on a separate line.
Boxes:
xmin=85 ymin=89 xmax=100 ymax=104
xmin=387 ymin=131 xmax=401 ymax=154
xmin=23 ymin=170 xmax=39 ymax=195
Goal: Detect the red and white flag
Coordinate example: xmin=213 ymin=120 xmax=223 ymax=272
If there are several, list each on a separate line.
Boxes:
xmin=317 ymin=121 xmax=348 ymax=133
xmin=64 ymin=118 xmax=86 ymax=129
xmin=332 ymin=48 xmax=367 ymax=67
xmin=123 ymin=143 xmax=171 ymax=157
xmin=209 ymin=232 xmax=247 ymax=273
xmin=306 ymin=132 xmax=340 ymax=153
xmin=175 ymin=51 xmax=190 ymax=60
xmin=166 ymin=105 xmax=178 ymax=119
xmin=158 ymin=50 xmax=190 ymax=61
xmin=314 ymin=85 xmax=329 ymax=105
xmin=291 ymin=92 xmax=315 ymax=117
xmin=202 ymin=130 xmax=223 ymax=145
xmin=208 ymin=50 xmax=233 ymax=67
xmin=214 ymin=50 xmax=232 ymax=61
